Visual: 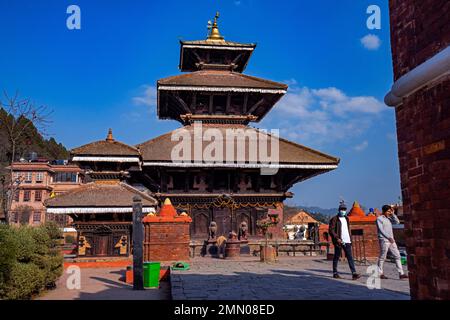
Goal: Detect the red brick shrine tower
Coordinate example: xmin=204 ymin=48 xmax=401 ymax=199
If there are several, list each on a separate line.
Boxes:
xmin=137 ymin=13 xmax=340 ymax=240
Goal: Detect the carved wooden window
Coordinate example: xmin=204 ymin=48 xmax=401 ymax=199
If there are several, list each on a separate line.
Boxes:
xmin=213 ymin=95 xmax=227 ymax=114
xmin=196 ymin=94 xmax=210 ymax=114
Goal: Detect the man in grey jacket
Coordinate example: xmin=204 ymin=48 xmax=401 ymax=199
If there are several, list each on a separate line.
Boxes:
xmin=376 ymin=205 xmax=408 ymax=280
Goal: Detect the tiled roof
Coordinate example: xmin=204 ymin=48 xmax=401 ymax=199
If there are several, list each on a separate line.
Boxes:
xmin=180 ymin=39 xmax=256 ymax=48
xmin=136 ymin=124 xmax=339 ymax=165
xmin=158 ymin=70 xmax=287 ymax=91
xmin=71 ymin=140 xmax=140 ymax=156
xmin=45 ymin=182 xmax=157 ymax=207
xmin=71 ymin=129 xmax=140 ymax=157
xmin=287 ymin=211 xmax=321 ymax=224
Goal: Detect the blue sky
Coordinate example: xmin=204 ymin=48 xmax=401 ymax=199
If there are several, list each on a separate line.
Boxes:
xmin=0 ymin=0 xmax=401 ymax=209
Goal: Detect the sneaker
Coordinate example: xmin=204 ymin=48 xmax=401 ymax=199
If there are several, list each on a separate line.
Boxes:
xmin=333 ymin=274 xmax=342 ymax=279
xmin=352 ymin=273 xmax=361 ymax=280
xmin=399 ymin=274 xmax=409 ymax=280
xmin=380 ymin=274 xmax=388 ymax=279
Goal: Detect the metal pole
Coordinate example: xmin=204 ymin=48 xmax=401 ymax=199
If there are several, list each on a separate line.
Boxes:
xmin=132 ymin=196 xmax=144 ymax=290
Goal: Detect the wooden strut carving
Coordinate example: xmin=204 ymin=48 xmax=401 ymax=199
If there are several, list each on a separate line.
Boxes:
xmin=114 ymin=235 xmax=128 ymax=255
xmin=78 ymin=235 xmax=91 ymax=256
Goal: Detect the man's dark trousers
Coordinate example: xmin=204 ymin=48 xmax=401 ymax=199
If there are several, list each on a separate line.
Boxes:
xmin=333 ymin=243 xmax=357 ymax=275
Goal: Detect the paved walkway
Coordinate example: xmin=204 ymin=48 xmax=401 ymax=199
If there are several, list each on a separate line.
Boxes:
xmin=37 ymin=256 xmax=410 ymax=300
xmin=37 ymin=267 xmax=170 ymax=300
xmin=171 ymin=256 xmax=410 ymax=300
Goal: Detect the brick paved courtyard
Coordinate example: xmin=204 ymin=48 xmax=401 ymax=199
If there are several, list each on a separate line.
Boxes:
xmin=37 ymin=256 xmax=410 ymax=300
xmin=37 ymin=267 xmax=171 ymax=300
xmin=171 ymin=256 xmax=410 ymax=300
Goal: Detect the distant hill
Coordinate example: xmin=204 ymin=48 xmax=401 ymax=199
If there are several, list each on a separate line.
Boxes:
xmin=299 ymin=206 xmax=338 ymax=217
xmin=0 ymin=107 xmax=69 ymax=165
xmin=0 ymin=107 xmax=69 ymax=217
xmin=284 ymin=205 xmax=338 ymax=224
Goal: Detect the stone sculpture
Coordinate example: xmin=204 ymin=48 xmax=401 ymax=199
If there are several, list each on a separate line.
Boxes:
xmin=208 ymin=221 xmax=217 ymax=240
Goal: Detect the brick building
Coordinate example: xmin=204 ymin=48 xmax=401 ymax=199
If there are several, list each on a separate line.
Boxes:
xmin=386 ymin=0 xmax=450 ymax=300
xmin=8 ymin=161 xmax=83 ymax=226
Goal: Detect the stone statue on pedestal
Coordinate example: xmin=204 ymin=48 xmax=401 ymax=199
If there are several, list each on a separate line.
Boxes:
xmin=238 ymin=221 xmax=248 ymax=241
xmin=208 ymin=221 xmax=217 ymax=240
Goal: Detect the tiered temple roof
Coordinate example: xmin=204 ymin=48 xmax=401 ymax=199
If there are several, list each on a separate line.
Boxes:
xmin=71 ymin=129 xmax=140 ymax=162
xmin=138 ymin=124 xmax=339 ymax=170
xmin=178 ymin=12 xmax=256 ymax=73
xmin=45 ymin=182 xmax=157 ymax=214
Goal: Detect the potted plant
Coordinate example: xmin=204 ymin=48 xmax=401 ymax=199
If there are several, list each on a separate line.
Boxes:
xmin=257 ymin=213 xmax=280 ymax=262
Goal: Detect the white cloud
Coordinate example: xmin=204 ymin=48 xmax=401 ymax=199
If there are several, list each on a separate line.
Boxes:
xmin=353 ymin=140 xmax=369 ymax=151
xmin=132 ymin=85 xmax=157 ymax=107
xmin=123 ymin=85 xmax=157 ymax=122
xmin=360 ymin=34 xmax=381 ymax=50
xmin=261 ymin=83 xmax=385 ymax=147
xmin=283 ymin=78 xmax=298 ymax=86
xmin=312 ymin=87 xmax=385 ymax=115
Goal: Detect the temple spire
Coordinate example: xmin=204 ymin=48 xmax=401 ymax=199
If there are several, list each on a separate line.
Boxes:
xmin=106 ymin=128 xmax=114 ymax=142
xmin=207 ymin=12 xmax=224 ymax=41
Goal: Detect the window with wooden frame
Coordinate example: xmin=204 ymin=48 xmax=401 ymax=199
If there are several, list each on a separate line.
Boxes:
xmin=35 ymin=190 xmax=42 ymax=202
xmin=14 ymin=190 xmax=20 ymax=202
xmin=33 ymin=211 xmax=41 ymax=223
xmin=12 ymin=212 xmax=19 ymax=223
xmin=23 ymin=190 xmax=31 ymax=202
xmin=36 ymin=172 xmax=44 ymax=183
xmin=25 ymin=172 xmax=32 ymax=183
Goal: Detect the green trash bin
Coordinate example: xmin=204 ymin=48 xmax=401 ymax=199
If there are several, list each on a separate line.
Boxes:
xmin=143 ymin=262 xmax=160 ymax=288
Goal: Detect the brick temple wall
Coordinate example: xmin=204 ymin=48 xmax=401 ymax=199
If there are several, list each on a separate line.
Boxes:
xmin=143 ymin=222 xmax=191 ymax=262
xmin=389 ymin=0 xmax=450 ymax=300
xmin=349 ymin=221 xmax=379 ymax=260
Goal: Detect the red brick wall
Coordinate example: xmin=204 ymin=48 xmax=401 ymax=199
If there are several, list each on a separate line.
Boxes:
xmin=349 ymin=221 xmax=380 ymax=260
xmin=389 ymin=0 xmax=450 ymax=80
xmin=389 ymin=0 xmax=450 ymax=300
xmin=143 ymin=222 xmax=191 ymax=262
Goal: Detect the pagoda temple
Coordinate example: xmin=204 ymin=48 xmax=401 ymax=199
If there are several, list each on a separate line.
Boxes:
xmin=45 ymin=129 xmax=158 ymax=257
xmin=45 ymin=13 xmax=340 ymax=257
xmin=137 ymin=13 xmax=339 ymax=239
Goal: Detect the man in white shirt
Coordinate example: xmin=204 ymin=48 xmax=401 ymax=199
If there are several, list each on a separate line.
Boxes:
xmin=328 ymin=202 xmax=361 ymax=280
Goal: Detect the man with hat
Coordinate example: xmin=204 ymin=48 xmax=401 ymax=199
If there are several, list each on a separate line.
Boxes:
xmin=328 ymin=201 xmax=361 ymax=280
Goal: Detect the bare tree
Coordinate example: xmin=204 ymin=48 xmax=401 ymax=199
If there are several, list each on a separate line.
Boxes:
xmin=0 ymin=90 xmax=52 ymax=224
xmin=16 ymin=205 xmax=33 ymax=225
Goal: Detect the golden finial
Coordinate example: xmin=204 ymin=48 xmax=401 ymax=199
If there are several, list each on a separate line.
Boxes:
xmin=207 ymin=11 xmax=224 ymax=41
xmin=106 ymin=128 xmax=114 ymax=142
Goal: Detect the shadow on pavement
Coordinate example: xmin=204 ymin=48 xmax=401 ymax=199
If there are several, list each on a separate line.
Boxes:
xmin=171 ymin=268 xmax=410 ymax=300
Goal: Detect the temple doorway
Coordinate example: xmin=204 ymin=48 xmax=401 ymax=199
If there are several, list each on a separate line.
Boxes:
xmin=94 ymin=234 xmax=110 ymax=256
xmin=213 ymin=207 xmax=231 ymax=237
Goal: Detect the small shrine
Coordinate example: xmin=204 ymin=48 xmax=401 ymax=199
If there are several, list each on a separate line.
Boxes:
xmin=347 ymin=201 xmax=379 ymax=261
xmin=142 ymin=198 xmax=192 ymax=262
